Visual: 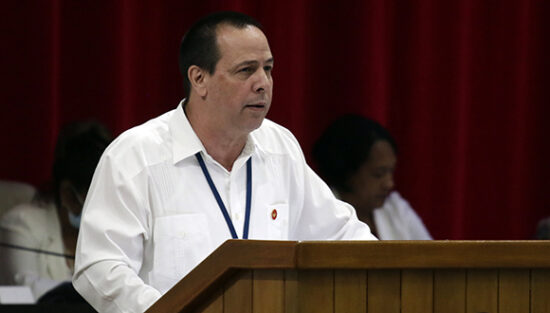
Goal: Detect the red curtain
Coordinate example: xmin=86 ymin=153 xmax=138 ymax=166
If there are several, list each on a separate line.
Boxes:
xmin=1 ymin=0 xmax=548 ymax=240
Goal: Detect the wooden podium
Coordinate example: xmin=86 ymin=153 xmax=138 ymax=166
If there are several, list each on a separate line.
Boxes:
xmin=146 ymin=240 xmax=550 ymax=313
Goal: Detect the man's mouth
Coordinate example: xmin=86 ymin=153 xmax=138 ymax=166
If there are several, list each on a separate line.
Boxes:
xmin=245 ymin=102 xmax=267 ymax=109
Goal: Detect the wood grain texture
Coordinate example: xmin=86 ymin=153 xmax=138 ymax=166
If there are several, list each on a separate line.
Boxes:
xmin=334 ymin=270 xmax=367 ymax=313
xmin=367 ymin=270 xmax=400 ymax=313
xmin=297 ymin=270 xmax=334 ymax=313
xmin=531 ymin=269 xmax=550 ymax=313
xmin=401 ymin=269 xmax=433 ymax=313
xmin=297 ymin=241 xmax=550 ymax=269
xmin=433 ymin=269 xmax=465 ymax=313
xmin=499 ymin=269 xmax=529 ymax=313
xmin=284 ymin=270 xmax=298 ymax=313
xmin=224 ymin=270 xmax=252 ymax=313
xmin=252 ymin=269 xmax=285 ymax=313
xmin=196 ymin=289 xmax=223 ymax=313
xmin=466 ymin=269 xmax=498 ymax=313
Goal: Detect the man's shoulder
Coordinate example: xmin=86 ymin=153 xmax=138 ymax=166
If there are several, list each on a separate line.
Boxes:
xmin=101 ymin=109 xmax=175 ymax=170
xmin=253 ymin=119 xmax=301 ymax=155
xmin=117 ymin=110 xmax=173 ymax=147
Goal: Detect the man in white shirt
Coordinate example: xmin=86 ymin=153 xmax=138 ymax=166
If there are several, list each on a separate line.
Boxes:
xmin=73 ymin=11 xmax=377 ymax=313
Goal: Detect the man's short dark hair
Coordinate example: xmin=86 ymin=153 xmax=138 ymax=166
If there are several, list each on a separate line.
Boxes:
xmin=178 ymin=11 xmax=263 ymax=97
xmin=312 ymin=114 xmax=398 ymax=193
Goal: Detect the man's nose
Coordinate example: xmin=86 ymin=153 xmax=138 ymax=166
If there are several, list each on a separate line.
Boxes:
xmin=253 ymin=70 xmax=271 ymax=93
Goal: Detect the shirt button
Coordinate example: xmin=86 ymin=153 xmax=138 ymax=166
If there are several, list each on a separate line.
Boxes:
xmin=234 ymin=213 xmax=240 ymax=220
xmin=179 ymin=232 xmax=186 ymax=238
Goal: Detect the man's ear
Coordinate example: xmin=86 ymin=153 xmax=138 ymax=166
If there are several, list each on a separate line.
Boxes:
xmin=188 ymin=65 xmax=208 ymax=97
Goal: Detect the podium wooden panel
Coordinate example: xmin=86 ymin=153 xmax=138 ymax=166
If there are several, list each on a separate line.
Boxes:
xmin=146 ymin=240 xmax=550 ymax=313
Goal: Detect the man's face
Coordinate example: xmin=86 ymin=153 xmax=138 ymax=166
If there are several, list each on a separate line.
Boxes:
xmin=203 ymin=24 xmax=273 ymax=137
xmin=348 ymin=140 xmax=397 ymax=211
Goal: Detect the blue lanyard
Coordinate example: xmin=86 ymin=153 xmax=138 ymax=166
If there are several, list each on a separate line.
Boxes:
xmin=195 ymin=152 xmax=252 ymax=239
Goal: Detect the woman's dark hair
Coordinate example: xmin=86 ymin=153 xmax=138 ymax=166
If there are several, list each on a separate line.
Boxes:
xmin=312 ymin=114 xmax=397 ymax=193
xmin=52 ymin=121 xmax=112 ymax=207
xmin=178 ymin=11 xmax=263 ymax=97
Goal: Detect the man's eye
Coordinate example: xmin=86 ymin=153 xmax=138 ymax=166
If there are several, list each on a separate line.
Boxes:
xmin=239 ymin=67 xmax=254 ymax=73
xmin=264 ymin=66 xmax=273 ymax=72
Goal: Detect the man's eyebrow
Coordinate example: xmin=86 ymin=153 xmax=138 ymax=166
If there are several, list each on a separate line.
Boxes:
xmin=234 ymin=60 xmax=258 ymax=69
xmin=232 ymin=58 xmax=274 ymax=71
xmin=229 ymin=60 xmax=256 ymax=72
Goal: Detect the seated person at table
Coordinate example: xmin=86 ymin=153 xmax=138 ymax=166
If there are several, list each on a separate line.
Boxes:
xmin=0 ymin=121 xmax=111 ymax=300
xmin=313 ymin=114 xmax=432 ymax=240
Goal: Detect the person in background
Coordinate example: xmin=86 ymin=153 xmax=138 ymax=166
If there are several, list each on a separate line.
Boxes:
xmin=0 ymin=121 xmax=112 ymax=301
xmin=535 ymin=217 xmax=550 ymax=239
xmin=0 ymin=180 xmax=36 ymax=286
xmin=313 ymin=114 xmax=432 ymax=240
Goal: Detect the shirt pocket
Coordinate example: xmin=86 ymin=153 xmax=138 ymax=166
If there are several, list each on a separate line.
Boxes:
xmin=151 ymin=213 xmax=212 ymax=293
xmin=266 ymin=203 xmax=289 ymax=240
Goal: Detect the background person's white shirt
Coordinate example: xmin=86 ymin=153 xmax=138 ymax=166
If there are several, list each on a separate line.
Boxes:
xmin=374 ymin=191 xmax=432 ymax=240
xmin=73 ymin=101 xmax=377 ymax=313
xmin=0 ymin=202 xmax=72 ymax=300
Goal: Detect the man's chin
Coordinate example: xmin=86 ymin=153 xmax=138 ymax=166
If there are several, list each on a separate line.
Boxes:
xmin=242 ymin=116 xmax=266 ymax=134
xmin=250 ymin=118 xmax=265 ymax=131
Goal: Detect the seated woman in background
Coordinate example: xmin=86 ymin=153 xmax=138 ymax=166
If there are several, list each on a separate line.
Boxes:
xmin=312 ymin=114 xmax=432 ymax=240
xmin=0 ymin=121 xmax=112 ymax=300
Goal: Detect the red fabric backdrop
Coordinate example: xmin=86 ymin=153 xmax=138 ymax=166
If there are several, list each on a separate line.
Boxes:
xmin=1 ymin=0 xmax=548 ymax=240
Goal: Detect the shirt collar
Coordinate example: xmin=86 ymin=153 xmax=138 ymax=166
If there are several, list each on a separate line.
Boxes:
xmin=169 ymin=100 xmax=205 ymax=164
xmin=169 ymin=99 xmax=263 ymax=165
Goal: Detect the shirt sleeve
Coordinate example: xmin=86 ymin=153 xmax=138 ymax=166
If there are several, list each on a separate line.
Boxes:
xmin=73 ymin=150 xmax=161 ymax=313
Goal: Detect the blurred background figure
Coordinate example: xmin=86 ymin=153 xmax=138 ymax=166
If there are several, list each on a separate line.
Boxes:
xmin=0 ymin=180 xmax=36 ymax=217
xmin=0 ymin=121 xmax=111 ymax=301
xmin=535 ymin=217 xmax=550 ymax=240
xmin=313 ymin=114 xmax=432 ymax=240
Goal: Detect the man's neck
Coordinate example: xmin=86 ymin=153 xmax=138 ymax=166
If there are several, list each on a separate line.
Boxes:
xmin=201 ymin=132 xmax=247 ymax=172
xmin=185 ymin=101 xmax=247 ymax=171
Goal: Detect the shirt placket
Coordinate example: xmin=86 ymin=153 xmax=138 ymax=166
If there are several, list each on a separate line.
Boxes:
xmin=228 ymin=166 xmax=245 ymax=239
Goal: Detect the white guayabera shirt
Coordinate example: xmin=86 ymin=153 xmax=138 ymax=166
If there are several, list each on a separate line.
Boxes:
xmin=73 ymin=100 xmax=377 ymax=313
